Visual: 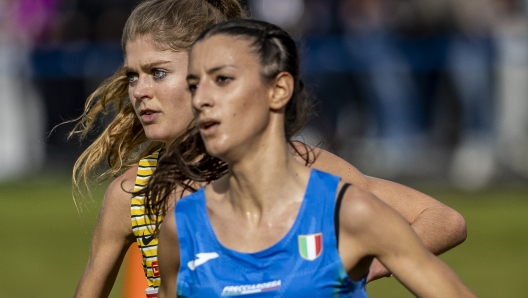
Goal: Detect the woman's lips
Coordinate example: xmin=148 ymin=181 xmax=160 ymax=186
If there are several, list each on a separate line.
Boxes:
xmin=199 ymin=119 xmax=220 ymax=136
xmin=140 ymin=110 xmax=160 ymax=123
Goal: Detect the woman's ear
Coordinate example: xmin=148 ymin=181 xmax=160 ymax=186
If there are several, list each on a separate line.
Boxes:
xmin=269 ymin=72 xmax=294 ymax=110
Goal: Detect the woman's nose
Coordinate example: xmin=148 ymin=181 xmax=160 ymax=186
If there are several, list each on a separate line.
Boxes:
xmin=192 ymin=82 xmax=214 ymax=111
xmin=132 ymin=76 xmax=153 ymax=101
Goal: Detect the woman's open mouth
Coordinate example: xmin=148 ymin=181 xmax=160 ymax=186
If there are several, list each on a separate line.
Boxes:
xmin=199 ymin=119 xmax=220 ymax=135
xmin=140 ymin=109 xmax=160 ymax=123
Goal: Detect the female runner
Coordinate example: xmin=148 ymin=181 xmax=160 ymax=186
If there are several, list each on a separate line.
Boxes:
xmin=72 ymin=1 xmax=245 ymax=296
xmin=71 ymin=0 xmax=466 ymax=297
xmin=152 ymin=19 xmax=476 ymax=297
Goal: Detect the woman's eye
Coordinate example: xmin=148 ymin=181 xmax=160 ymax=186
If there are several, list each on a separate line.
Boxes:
xmin=153 ymin=69 xmax=167 ymax=80
xmin=188 ymin=84 xmax=198 ymax=94
xmin=126 ymin=72 xmax=138 ymax=84
xmin=216 ymin=75 xmax=232 ymax=84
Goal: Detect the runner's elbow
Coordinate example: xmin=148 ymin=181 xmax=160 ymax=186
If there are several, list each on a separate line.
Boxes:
xmin=447 ymin=208 xmax=468 ymax=246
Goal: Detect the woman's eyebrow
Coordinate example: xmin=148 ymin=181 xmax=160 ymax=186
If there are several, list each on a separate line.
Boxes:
xmin=124 ymin=60 xmax=172 ymax=72
xmin=187 ymin=64 xmax=237 ymax=81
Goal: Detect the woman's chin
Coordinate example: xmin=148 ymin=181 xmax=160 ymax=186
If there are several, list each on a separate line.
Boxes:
xmin=205 ymin=147 xmax=223 ymax=159
xmin=144 ymin=132 xmax=171 ymax=144
xmin=204 ymin=144 xmax=229 ymax=161
xmin=143 ymin=128 xmax=181 ymax=145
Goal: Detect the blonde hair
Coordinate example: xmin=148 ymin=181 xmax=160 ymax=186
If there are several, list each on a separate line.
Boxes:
xmin=68 ymin=0 xmax=246 ymax=208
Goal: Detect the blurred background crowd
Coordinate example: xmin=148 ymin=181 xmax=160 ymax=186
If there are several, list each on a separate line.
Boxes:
xmin=1 ymin=0 xmax=527 ymax=190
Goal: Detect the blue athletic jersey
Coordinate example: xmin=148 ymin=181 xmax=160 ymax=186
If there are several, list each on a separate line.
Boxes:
xmin=175 ymin=169 xmax=368 ymax=297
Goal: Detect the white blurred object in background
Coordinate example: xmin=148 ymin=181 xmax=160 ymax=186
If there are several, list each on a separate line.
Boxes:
xmin=495 ymin=9 xmax=528 ymax=179
xmin=0 ymin=0 xmax=52 ymax=181
xmin=248 ymin=0 xmax=305 ymax=29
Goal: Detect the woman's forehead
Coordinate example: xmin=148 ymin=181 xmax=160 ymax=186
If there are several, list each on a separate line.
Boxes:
xmin=190 ymin=35 xmax=256 ymax=64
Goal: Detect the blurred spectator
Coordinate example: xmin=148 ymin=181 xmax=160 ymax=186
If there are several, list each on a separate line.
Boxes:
xmin=331 ymin=0 xmax=424 ymax=177
xmin=0 ymin=0 xmax=57 ymax=181
xmin=34 ymin=1 xmax=132 ymax=164
xmin=494 ymin=0 xmax=528 ymax=179
xmin=403 ymin=0 xmax=497 ymax=189
xmin=34 ymin=8 xmax=91 ymax=163
xmin=397 ymin=0 xmax=498 ymax=189
xmin=445 ymin=0 xmax=497 ymax=190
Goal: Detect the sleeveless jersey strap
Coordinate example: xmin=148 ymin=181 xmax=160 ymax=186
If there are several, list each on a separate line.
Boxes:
xmin=334 ymin=183 xmax=351 ymax=248
xmin=131 ymin=149 xmax=162 ymax=289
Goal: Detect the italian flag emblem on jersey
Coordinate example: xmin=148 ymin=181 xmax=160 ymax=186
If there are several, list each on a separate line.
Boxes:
xmin=298 ymin=233 xmax=323 ymax=261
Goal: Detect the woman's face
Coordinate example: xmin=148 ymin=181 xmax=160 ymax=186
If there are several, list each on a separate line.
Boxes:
xmin=125 ymin=34 xmax=194 ymax=145
xmin=187 ymin=35 xmax=272 ymax=161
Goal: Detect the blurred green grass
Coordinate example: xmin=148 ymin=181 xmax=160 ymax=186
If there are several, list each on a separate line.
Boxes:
xmin=368 ymin=185 xmax=528 ymax=297
xmin=0 ymin=173 xmax=123 ymax=298
xmin=1 ymin=174 xmax=527 ymax=297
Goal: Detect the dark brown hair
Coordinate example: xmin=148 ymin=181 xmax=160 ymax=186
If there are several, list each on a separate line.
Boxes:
xmin=139 ymin=19 xmax=315 ymax=233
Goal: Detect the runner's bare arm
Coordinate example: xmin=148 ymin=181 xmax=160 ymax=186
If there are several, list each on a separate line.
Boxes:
xmin=293 ymin=143 xmax=467 ymax=281
xmin=74 ymin=167 xmax=138 ymax=297
xmin=158 ymin=206 xmax=180 ymax=298
xmin=338 ymin=186 xmax=475 ymax=297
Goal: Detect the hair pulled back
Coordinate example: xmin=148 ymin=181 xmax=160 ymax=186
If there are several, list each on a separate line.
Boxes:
xmin=67 ymin=0 xmax=245 ymax=209
xmin=140 ymin=19 xmax=315 ymax=232
xmin=197 ymin=19 xmax=312 ymax=139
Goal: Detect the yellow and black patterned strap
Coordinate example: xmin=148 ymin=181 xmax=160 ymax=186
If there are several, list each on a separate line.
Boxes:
xmin=131 ymin=149 xmax=162 ymax=288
